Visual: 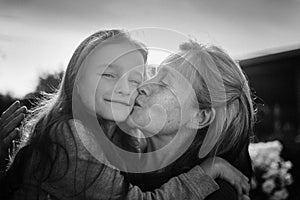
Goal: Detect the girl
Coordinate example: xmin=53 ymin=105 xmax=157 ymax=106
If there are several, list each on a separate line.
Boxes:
xmin=1 ymin=30 xmax=249 ymax=200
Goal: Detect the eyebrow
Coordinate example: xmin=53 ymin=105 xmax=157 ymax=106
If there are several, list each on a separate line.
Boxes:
xmin=107 ymin=63 xmax=120 ymax=70
xmin=130 ymin=70 xmax=143 ymax=77
xmin=100 ymin=63 xmax=143 ymax=76
xmin=96 ymin=64 xmax=120 ymax=71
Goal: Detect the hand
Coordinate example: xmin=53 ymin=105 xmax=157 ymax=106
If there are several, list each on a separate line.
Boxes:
xmin=200 ymin=157 xmax=250 ymax=200
xmin=0 ymin=101 xmax=27 ymax=160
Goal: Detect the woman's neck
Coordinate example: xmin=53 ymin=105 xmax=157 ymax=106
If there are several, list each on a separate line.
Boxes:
xmin=145 ymin=126 xmax=193 ymax=152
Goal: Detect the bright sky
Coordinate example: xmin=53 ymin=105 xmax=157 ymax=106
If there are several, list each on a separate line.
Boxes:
xmin=1 ymin=0 xmax=300 ymax=97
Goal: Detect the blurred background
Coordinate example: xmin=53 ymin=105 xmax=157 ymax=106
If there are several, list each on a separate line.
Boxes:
xmin=1 ymin=0 xmax=299 ymax=199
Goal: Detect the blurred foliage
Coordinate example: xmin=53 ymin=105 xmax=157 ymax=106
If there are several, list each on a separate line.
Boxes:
xmin=0 ymin=71 xmax=64 ymax=114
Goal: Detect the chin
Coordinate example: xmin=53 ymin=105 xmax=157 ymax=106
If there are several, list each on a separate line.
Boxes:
xmin=110 ymin=111 xmax=130 ymax=122
xmin=126 ymin=112 xmax=150 ymax=129
xmin=113 ymin=116 xmax=128 ymax=122
xmin=125 ymin=115 xmax=137 ymax=128
xmin=94 ymin=109 xmax=128 ymax=122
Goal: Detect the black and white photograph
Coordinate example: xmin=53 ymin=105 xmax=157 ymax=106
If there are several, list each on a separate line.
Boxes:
xmin=0 ymin=0 xmax=299 ymax=199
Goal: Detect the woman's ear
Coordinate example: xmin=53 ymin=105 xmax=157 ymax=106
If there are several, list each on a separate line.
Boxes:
xmin=186 ymin=108 xmax=216 ymax=130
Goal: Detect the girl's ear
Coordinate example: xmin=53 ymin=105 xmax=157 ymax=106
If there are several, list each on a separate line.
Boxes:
xmin=186 ymin=108 xmax=216 ymax=130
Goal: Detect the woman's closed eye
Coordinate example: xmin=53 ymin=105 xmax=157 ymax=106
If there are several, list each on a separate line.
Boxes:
xmin=159 ymin=80 xmax=176 ymax=94
xmin=159 ymin=81 xmax=169 ymax=88
xmin=129 ymin=79 xmax=142 ymax=86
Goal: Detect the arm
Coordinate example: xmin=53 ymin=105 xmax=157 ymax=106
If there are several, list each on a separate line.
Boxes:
xmin=125 ymin=166 xmax=219 ymax=200
xmin=199 ymin=142 xmax=252 ymax=200
xmin=40 ymin=120 xmax=219 ymax=200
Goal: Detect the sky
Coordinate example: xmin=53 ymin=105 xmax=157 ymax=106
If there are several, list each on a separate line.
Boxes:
xmin=1 ymin=0 xmax=300 ymax=97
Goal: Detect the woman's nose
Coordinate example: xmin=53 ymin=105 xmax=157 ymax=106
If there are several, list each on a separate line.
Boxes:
xmin=137 ymin=84 xmax=151 ymax=96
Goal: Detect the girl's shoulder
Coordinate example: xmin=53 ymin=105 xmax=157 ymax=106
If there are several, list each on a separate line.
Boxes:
xmin=49 ymin=118 xmax=109 ymax=164
xmin=47 ymin=118 xmax=91 ymax=154
xmin=47 ymin=118 xmax=88 ymax=141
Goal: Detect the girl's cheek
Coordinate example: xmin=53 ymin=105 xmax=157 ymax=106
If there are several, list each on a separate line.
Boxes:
xmin=98 ymin=78 xmax=116 ymax=91
xmin=130 ymin=89 xmax=139 ymax=104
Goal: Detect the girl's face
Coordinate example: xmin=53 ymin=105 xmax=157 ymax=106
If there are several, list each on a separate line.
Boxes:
xmin=77 ymin=42 xmax=145 ymax=122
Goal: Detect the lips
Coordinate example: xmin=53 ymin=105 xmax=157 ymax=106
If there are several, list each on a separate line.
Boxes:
xmin=104 ymin=99 xmax=131 ymax=107
xmin=134 ymin=97 xmax=143 ymax=108
xmin=134 ymin=101 xmax=141 ymax=108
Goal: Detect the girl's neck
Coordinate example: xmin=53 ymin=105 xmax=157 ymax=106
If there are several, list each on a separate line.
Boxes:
xmin=74 ymin=96 xmax=117 ymax=139
xmin=97 ymin=116 xmax=117 ymax=139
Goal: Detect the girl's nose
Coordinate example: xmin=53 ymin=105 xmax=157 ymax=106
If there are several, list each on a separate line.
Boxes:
xmin=115 ymin=79 xmax=131 ymax=96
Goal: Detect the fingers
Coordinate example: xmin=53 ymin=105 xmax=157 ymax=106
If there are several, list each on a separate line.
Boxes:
xmin=238 ymin=172 xmax=250 ymax=195
xmin=0 ymin=101 xmax=20 ymax=121
xmin=242 ymin=178 xmax=250 ymax=195
xmin=4 ymin=106 xmax=26 ymax=128
xmin=236 ymin=175 xmax=250 ymax=197
xmin=232 ymin=180 xmax=243 ymax=200
xmin=241 ymin=194 xmax=250 ymax=200
xmin=233 ymin=181 xmax=250 ymax=200
xmin=207 ymin=156 xmax=251 ymax=198
xmin=6 ymin=106 xmax=27 ymax=123
xmin=235 ymin=175 xmax=250 ymax=199
xmin=227 ymin=165 xmax=250 ymax=199
xmin=230 ymin=164 xmax=250 ymax=193
xmin=2 ymin=128 xmax=20 ymax=148
xmin=1 ymin=111 xmax=25 ymax=139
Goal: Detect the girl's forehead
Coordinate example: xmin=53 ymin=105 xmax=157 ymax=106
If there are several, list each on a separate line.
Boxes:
xmin=85 ymin=43 xmax=145 ymax=71
xmin=89 ymin=43 xmax=139 ymax=60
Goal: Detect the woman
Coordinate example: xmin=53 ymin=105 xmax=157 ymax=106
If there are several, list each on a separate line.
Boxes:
xmin=124 ymin=41 xmax=255 ymax=200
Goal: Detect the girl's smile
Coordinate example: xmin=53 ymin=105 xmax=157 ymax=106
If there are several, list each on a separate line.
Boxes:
xmin=104 ymin=98 xmax=131 ymax=107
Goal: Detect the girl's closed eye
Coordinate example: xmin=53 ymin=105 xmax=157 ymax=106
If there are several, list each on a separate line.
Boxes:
xmin=101 ymin=73 xmax=117 ymax=79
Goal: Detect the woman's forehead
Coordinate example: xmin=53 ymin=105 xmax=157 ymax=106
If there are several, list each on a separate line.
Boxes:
xmin=159 ymin=63 xmax=193 ymax=79
xmin=158 ymin=64 xmax=197 ymax=103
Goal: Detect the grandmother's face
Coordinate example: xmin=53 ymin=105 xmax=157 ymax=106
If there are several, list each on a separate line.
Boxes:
xmin=126 ymin=65 xmax=198 ymax=135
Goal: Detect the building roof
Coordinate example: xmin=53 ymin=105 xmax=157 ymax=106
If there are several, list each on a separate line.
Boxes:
xmin=239 ymin=47 xmax=300 ymax=68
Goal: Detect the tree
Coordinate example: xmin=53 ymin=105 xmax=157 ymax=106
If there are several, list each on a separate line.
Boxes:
xmin=22 ymin=70 xmax=64 ymax=109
